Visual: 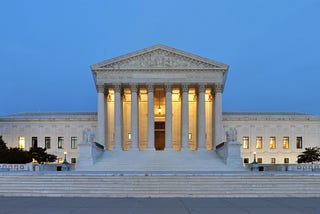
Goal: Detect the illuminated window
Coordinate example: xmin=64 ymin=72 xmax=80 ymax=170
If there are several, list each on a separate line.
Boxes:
xmin=58 ymin=137 xmax=64 ymax=149
xmin=18 ymin=136 xmax=25 ymax=149
xmin=242 ymin=136 xmax=249 ymax=149
xmin=296 ymin=137 xmax=303 ymax=149
xmin=58 ymin=158 xmax=63 ymax=164
xmin=283 ymin=136 xmax=289 ymax=149
xmin=257 ymin=158 xmax=262 ymax=164
xmin=45 ymin=137 xmax=51 ymax=149
xmin=256 ymin=136 xmax=262 ymax=149
xmin=31 ymin=137 xmax=38 ymax=148
xmin=284 ymin=158 xmax=289 ymax=164
xmin=271 ymin=158 xmax=276 ymax=164
xmin=269 ymin=136 xmax=276 ymax=149
xmin=71 ymin=136 xmax=77 ymax=149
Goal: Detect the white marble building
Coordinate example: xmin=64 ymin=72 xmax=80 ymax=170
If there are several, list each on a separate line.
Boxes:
xmin=0 ymin=44 xmax=319 ymax=169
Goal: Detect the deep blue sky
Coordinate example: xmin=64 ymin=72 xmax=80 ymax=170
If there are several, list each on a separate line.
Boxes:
xmin=0 ymin=0 xmax=319 ymax=116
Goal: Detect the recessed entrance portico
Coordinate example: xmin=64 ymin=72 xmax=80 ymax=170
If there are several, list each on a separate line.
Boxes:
xmin=91 ymin=44 xmax=229 ymax=153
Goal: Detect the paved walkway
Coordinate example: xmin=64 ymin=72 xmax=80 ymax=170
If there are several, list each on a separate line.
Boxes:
xmin=0 ymin=197 xmax=319 ymax=214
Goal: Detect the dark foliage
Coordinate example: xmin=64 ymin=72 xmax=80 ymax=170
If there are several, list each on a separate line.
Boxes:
xmin=29 ymin=147 xmax=57 ymax=163
xmin=297 ymin=147 xmax=320 ymax=164
xmin=3 ymin=148 xmax=32 ymax=164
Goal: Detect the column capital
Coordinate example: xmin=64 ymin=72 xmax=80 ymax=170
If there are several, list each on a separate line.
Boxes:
xmin=97 ymin=85 xmax=105 ymax=93
xmin=147 ymin=84 xmax=154 ymax=93
xmin=130 ymin=84 xmax=138 ymax=93
xmin=114 ymin=84 xmax=121 ymax=93
xmin=198 ymin=84 xmax=206 ymax=93
xmin=165 ymin=84 xmax=172 ymax=92
xmin=214 ymin=84 xmax=223 ymax=93
xmin=181 ymin=84 xmax=189 ymax=93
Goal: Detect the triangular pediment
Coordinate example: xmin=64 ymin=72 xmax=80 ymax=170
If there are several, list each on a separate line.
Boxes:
xmin=91 ymin=44 xmax=229 ymax=70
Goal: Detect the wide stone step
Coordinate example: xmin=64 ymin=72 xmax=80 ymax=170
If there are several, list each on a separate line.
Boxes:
xmin=2 ymin=173 xmax=320 ymax=196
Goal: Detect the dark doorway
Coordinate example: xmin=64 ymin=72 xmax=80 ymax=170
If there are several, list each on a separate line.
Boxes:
xmin=155 ymin=122 xmax=165 ymax=150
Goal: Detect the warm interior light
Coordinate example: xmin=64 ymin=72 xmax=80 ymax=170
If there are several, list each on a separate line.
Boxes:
xmin=128 ymin=133 xmax=131 ymax=140
xmin=157 ymin=106 xmax=162 ymax=114
xmin=18 ymin=136 xmax=25 ymax=149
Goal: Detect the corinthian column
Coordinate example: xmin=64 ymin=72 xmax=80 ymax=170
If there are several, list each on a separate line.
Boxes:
xmin=131 ymin=84 xmax=139 ymax=150
xmin=181 ymin=84 xmax=189 ymax=150
xmin=147 ymin=84 xmax=154 ymax=150
xmin=165 ymin=84 xmax=172 ymax=150
xmin=97 ymin=85 xmax=106 ymax=147
xmin=197 ymin=84 xmax=206 ymax=150
xmin=114 ymin=84 xmax=122 ymax=150
xmin=214 ymin=84 xmax=223 ymax=148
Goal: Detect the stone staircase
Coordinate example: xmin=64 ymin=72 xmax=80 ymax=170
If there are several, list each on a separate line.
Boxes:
xmin=77 ymin=150 xmax=243 ymax=171
xmin=1 ymin=172 xmax=320 ymax=197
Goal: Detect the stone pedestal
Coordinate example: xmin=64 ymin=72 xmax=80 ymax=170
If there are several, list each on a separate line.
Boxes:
xmin=76 ymin=142 xmax=104 ymax=169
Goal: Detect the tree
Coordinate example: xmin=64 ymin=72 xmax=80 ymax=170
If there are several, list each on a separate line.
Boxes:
xmin=0 ymin=136 xmax=32 ymax=164
xmin=29 ymin=147 xmax=57 ymax=163
xmin=297 ymin=147 xmax=320 ymax=164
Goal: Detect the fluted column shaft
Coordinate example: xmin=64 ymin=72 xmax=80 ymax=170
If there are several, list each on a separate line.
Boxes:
xmin=97 ymin=85 xmax=106 ymax=147
xmin=165 ymin=84 xmax=172 ymax=150
xmin=147 ymin=85 xmax=154 ymax=150
xmin=214 ymin=84 xmax=223 ymax=148
xmin=114 ymin=84 xmax=122 ymax=150
xmin=197 ymin=84 xmax=206 ymax=150
xmin=181 ymin=84 xmax=189 ymax=150
xmin=131 ymin=84 xmax=139 ymax=150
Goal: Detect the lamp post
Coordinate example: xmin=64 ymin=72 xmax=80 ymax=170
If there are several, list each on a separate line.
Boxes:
xmin=61 ymin=151 xmax=70 ymax=171
xmin=251 ymin=151 xmax=259 ymax=171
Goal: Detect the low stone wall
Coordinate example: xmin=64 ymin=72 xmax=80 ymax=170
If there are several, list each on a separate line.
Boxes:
xmin=0 ymin=163 xmax=32 ymax=171
xmin=245 ymin=163 xmax=320 ymax=172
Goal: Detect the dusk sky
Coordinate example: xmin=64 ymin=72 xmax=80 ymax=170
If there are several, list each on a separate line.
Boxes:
xmin=0 ymin=0 xmax=319 ymax=116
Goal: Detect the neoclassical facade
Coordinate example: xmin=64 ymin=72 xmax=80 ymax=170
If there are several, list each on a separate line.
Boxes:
xmin=0 ymin=44 xmax=320 ymax=170
xmin=91 ymin=44 xmax=228 ymax=152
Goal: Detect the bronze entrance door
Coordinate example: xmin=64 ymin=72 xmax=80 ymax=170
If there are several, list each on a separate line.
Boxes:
xmin=154 ymin=122 xmax=165 ymax=150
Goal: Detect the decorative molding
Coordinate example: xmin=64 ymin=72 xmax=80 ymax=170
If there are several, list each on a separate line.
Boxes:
xmin=181 ymin=84 xmax=189 ymax=93
xmin=114 ymin=84 xmax=121 ymax=93
xmin=198 ymin=84 xmax=206 ymax=93
xmin=165 ymin=84 xmax=172 ymax=92
xmin=147 ymin=84 xmax=153 ymax=93
xmin=97 ymin=85 xmax=105 ymax=93
xmin=91 ymin=44 xmax=229 ymax=70
xmin=214 ymin=84 xmax=223 ymax=93
xmin=130 ymin=84 xmax=138 ymax=93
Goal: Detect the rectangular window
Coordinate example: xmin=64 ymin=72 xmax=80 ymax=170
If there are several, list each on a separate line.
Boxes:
xmin=269 ymin=136 xmax=276 ymax=149
xmin=243 ymin=158 xmax=249 ymax=164
xmin=18 ymin=136 xmax=25 ymax=149
xmin=283 ymin=136 xmax=289 ymax=149
xmin=257 ymin=158 xmax=262 ymax=164
xmin=271 ymin=158 xmax=276 ymax=164
xmin=256 ymin=136 xmax=262 ymax=149
xmin=58 ymin=137 xmax=64 ymax=149
xmin=284 ymin=158 xmax=289 ymax=164
xmin=45 ymin=137 xmax=51 ymax=149
xmin=71 ymin=136 xmax=77 ymax=149
xmin=242 ymin=136 xmax=249 ymax=149
xmin=71 ymin=158 xmax=77 ymax=164
xmin=31 ymin=137 xmax=38 ymax=148
xmin=57 ymin=158 xmax=63 ymax=164
xmin=296 ymin=137 xmax=303 ymax=149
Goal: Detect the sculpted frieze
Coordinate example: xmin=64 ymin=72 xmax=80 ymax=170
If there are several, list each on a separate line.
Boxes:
xmin=101 ymin=49 xmax=217 ymax=69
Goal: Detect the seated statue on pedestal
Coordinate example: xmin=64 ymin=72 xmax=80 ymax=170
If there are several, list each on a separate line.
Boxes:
xmin=226 ymin=128 xmax=237 ymax=142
